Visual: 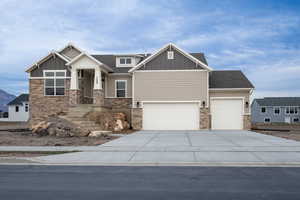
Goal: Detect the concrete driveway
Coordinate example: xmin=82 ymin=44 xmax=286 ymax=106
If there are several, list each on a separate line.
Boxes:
xmin=34 ymin=130 xmax=300 ymax=166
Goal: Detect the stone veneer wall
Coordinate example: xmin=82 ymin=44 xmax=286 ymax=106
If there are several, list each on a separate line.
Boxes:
xmin=29 ymin=79 xmax=70 ymax=126
xmin=93 ymin=89 xmax=104 ymax=106
xmin=243 ymin=115 xmax=251 ymax=130
xmin=69 ymin=90 xmax=82 ymax=106
xmin=131 ymin=108 xmax=143 ymax=130
xmin=200 ymin=107 xmax=210 ymax=129
xmin=104 ymin=98 xmax=132 ymax=124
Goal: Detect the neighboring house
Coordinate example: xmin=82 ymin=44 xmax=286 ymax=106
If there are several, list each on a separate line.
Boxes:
xmin=26 ymin=43 xmax=254 ymax=130
xmin=5 ymin=94 xmax=30 ymax=122
xmin=251 ymin=97 xmax=300 ymax=124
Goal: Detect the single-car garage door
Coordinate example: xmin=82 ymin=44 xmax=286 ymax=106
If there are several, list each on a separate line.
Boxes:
xmin=143 ymin=103 xmax=199 ymax=130
xmin=211 ymin=98 xmax=243 ymax=130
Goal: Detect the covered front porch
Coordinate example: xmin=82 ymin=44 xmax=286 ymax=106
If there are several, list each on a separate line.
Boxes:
xmin=67 ymin=53 xmax=112 ymax=107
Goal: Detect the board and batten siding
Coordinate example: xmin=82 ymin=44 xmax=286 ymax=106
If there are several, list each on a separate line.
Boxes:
xmin=209 ymin=90 xmax=251 ymax=114
xmin=106 ymin=75 xmax=132 ymax=98
xmin=133 ymin=71 xmax=208 ymax=105
xmin=138 ymin=46 xmax=204 ymax=71
xmin=30 ymin=56 xmax=70 ymax=77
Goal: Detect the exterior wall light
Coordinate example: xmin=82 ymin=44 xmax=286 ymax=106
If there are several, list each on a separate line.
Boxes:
xmin=136 ymin=101 xmax=140 ymax=108
xmin=202 ymin=101 xmax=206 ymax=108
xmin=245 ymin=101 xmax=249 ymax=108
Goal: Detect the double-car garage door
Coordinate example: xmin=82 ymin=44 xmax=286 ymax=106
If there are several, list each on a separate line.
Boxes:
xmin=143 ymin=103 xmax=199 ymax=130
xmin=142 ymin=99 xmax=243 ymax=130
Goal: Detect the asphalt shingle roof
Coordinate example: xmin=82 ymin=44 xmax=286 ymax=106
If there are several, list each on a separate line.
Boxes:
xmin=7 ymin=94 xmax=29 ymax=106
xmin=255 ymin=97 xmax=300 ymax=107
xmin=209 ymin=70 xmax=254 ymax=89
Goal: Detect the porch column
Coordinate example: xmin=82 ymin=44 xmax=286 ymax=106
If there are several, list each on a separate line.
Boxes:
xmin=69 ymin=68 xmax=81 ymax=106
xmin=93 ymin=68 xmax=104 ymax=106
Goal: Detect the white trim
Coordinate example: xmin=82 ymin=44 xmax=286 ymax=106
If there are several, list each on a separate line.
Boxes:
xmin=108 ymin=73 xmax=132 ymax=76
xmin=29 ymin=77 xmax=71 ymax=79
xmin=129 ymin=43 xmax=213 ymax=72
xmin=26 ymin=51 xmax=69 ymax=73
xmin=260 ymin=106 xmax=267 ymax=114
xmin=43 ymin=70 xmax=67 ymax=96
xmin=66 ymin=52 xmax=113 ymax=72
xmin=273 ymin=107 xmax=280 ymax=115
xmin=115 ymin=80 xmax=127 ymax=98
xmin=210 ymin=97 xmax=245 ymax=115
xmin=117 ymin=57 xmax=134 ymax=68
xmin=105 ymin=97 xmax=132 ymax=99
xmin=57 ymin=43 xmax=84 ymax=55
xmin=140 ymin=101 xmax=201 ymax=108
xmin=206 ymin=71 xmax=209 ymax=108
xmin=209 ymin=88 xmax=253 ymax=90
xmin=134 ymin=69 xmax=207 ymax=73
xmin=132 ymin=72 xmax=135 ymax=108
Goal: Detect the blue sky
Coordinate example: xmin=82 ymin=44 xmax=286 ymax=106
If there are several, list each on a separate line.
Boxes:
xmin=0 ymin=0 xmax=299 ymax=99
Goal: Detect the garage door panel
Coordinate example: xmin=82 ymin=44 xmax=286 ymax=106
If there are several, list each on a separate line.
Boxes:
xmin=211 ymin=99 xmax=243 ymax=130
xmin=143 ymin=103 xmax=199 ymax=130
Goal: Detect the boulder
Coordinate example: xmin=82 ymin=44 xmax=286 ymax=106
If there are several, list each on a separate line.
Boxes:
xmin=31 ymin=117 xmax=90 ymax=137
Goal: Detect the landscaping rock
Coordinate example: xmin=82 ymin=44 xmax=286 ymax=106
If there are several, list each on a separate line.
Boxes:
xmin=30 ymin=117 xmax=90 ymax=137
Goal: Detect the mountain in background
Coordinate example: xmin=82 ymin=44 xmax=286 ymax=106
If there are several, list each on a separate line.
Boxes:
xmin=0 ymin=89 xmax=16 ymax=112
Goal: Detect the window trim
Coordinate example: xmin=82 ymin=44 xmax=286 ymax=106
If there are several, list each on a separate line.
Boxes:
xmin=115 ymin=80 xmax=127 ymax=98
xmin=261 ymin=107 xmax=266 ymax=114
xmin=285 ymin=106 xmax=299 ymax=115
xmin=264 ymin=118 xmax=271 ymax=123
xmin=167 ymin=51 xmax=174 ymax=59
xmin=293 ymin=117 xmax=299 ymax=123
xmin=43 ymin=70 xmax=66 ymax=96
xmin=274 ymin=107 xmax=280 ymax=115
xmin=15 ymin=106 xmax=19 ymax=112
xmin=117 ymin=57 xmax=133 ymax=67
xmin=25 ymin=103 xmax=29 ymax=112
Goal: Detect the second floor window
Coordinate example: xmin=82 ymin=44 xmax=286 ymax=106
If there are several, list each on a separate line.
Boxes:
xmin=261 ymin=107 xmax=266 ymax=113
xmin=44 ymin=70 xmax=66 ymax=96
xmin=120 ymin=58 xmax=132 ymax=65
xmin=115 ymin=80 xmax=126 ymax=98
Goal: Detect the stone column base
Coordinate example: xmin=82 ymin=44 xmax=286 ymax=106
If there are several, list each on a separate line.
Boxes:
xmin=132 ymin=108 xmax=143 ymax=130
xmin=243 ymin=115 xmax=251 ymax=130
xmin=200 ymin=107 xmax=210 ymax=129
xmin=69 ymin=89 xmax=81 ymax=106
xmin=93 ymin=89 xmax=104 ymax=106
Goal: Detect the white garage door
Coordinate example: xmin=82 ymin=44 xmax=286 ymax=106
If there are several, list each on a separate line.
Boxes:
xmin=143 ymin=103 xmax=199 ymax=130
xmin=211 ymin=99 xmax=243 ymax=130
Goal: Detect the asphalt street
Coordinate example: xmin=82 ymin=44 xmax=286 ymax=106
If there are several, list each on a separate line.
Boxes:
xmin=0 ymin=166 xmax=300 ymax=200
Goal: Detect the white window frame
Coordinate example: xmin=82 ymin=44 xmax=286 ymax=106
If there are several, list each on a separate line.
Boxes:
xmin=43 ymin=70 xmax=66 ymax=96
xmin=261 ymin=107 xmax=266 ymax=114
xmin=286 ymin=106 xmax=299 ymax=115
xmin=25 ymin=103 xmax=29 ymax=112
xmin=115 ymin=80 xmax=127 ymax=98
xmin=293 ymin=117 xmax=299 ymax=123
xmin=167 ymin=51 xmax=174 ymax=59
xmin=264 ymin=118 xmax=271 ymax=123
xmin=117 ymin=57 xmax=133 ymax=67
xmin=274 ymin=107 xmax=280 ymax=115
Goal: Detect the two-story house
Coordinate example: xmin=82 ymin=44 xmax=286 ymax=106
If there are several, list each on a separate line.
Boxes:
xmin=26 ymin=43 xmax=254 ymax=130
xmin=251 ymin=97 xmax=300 ymax=124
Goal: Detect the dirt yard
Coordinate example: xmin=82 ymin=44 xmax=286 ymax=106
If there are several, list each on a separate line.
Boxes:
xmin=253 ymin=130 xmax=300 ymax=141
xmin=0 ymin=130 xmax=120 ymax=146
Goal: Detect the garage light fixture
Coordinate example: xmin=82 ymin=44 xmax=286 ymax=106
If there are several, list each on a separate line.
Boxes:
xmin=245 ymin=101 xmax=249 ymax=108
xmin=202 ymin=101 xmax=206 ymax=108
xmin=136 ymin=101 xmax=140 ymax=108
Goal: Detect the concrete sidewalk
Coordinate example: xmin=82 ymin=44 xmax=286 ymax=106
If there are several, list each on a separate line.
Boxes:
xmin=21 ymin=130 xmax=300 ymax=166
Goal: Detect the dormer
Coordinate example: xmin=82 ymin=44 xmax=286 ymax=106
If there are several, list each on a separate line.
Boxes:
xmin=116 ymin=55 xmax=143 ymax=68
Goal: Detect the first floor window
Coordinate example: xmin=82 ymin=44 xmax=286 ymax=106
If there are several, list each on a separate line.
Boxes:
xmin=116 ymin=80 xmax=126 ymax=98
xmin=293 ymin=118 xmax=299 ymax=123
xmin=15 ymin=106 xmax=19 ymax=112
xmin=44 ymin=70 xmax=66 ymax=96
xmin=25 ymin=104 xmax=29 ymax=112
xmin=261 ymin=107 xmax=266 ymax=113
xmin=264 ymin=118 xmax=271 ymax=123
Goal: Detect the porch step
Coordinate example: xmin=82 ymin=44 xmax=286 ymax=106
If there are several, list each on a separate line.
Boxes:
xmin=63 ymin=105 xmax=103 ymax=133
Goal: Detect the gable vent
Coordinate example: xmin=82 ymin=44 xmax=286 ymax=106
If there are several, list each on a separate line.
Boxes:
xmin=167 ymin=51 xmax=174 ymax=60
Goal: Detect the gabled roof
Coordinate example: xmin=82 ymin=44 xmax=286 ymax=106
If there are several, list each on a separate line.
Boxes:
xmin=209 ymin=70 xmax=254 ymax=89
xmin=7 ymin=94 xmax=29 ymax=106
xmin=254 ymin=97 xmax=300 ymax=107
xmin=58 ymin=43 xmax=84 ymax=55
xmin=66 ymin=52 xmax=113 ymax=72
xmin=25 ymin=51 xmax=69 ymax=73
xmin=128 ymin=43 xmax=213 ymax=72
